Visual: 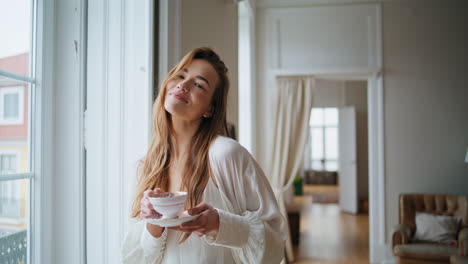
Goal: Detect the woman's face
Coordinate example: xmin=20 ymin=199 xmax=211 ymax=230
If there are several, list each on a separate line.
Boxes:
xmin=164 ymin=59 xmax=219 ymax=122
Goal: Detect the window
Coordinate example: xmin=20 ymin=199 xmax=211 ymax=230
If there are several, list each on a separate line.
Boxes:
xmin=0 ymin=0 xmax=34 ymax=262
xmin=0 ymin=151 xmax=23 ymax=222
xmin=0 ymin=153 xmax=18 ymax=174
xmin=0 ymin=86 xmax=24 ymax=125
xmin=308 ymin=108 xmax=339 ymax=171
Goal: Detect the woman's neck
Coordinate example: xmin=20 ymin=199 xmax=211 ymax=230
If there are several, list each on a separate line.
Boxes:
xmin=170 ymin=118 xmax=201 ymax=160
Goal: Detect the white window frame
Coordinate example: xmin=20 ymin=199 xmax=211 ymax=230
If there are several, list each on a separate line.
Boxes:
xmin=0 ymin=86 xmax=24 ymax=125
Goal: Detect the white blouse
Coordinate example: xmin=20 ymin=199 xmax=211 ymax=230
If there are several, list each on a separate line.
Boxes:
xmin=121 ymin=136 xmax=286 ymax=264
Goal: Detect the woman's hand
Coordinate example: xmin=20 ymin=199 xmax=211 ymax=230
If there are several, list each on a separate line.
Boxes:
xmin=141 ymin=188 xmax=166 ymax=238
xmin=168 ymin=203 xmax=220 ymax=238
xmin=140 ymin=188 xmax=164 ymax=218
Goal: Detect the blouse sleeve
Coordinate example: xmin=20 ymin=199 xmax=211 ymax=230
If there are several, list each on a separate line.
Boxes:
xmin=203 ymin=138 xmax=287 ymax=264
xmin=121 ymin=220 xmax=167 ymax=264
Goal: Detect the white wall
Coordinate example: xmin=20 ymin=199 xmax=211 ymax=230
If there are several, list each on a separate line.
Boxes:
xmin=180 ymin=0 xmax=239 ymax=129
xmin=255 ymin=3 xmax=378 ymax=175
xmin=313 ymin=79 xmax=345 ymax=107
xmin=383 ymin=0 xmax=468 ymax=241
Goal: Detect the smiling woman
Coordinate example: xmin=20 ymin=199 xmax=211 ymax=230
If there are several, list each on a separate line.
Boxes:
xmin=121 ymin=47 xmax=286 ymax=264
xmin=164 ymin=59 xmax=219 ymax=121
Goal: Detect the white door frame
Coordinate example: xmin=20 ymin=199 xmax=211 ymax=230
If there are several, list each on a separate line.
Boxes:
xmin=259 ymin=1 xmax=388 ymax=262
xmin=271 ymin=67 xmax=387 ymax=263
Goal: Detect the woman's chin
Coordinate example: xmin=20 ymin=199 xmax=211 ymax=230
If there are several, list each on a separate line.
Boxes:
xmin=164 ymin=102 xmax=184 ymax=115
xmin=165 ymin=106 xmax=191 ymax=121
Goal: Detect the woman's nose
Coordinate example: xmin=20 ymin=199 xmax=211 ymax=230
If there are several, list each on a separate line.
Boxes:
xmin=177 ymin=80 xmax=189 ymax=92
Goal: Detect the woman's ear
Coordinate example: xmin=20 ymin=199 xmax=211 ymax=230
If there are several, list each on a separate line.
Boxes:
xmin=203 ymin=105 xmax=214 ymax=118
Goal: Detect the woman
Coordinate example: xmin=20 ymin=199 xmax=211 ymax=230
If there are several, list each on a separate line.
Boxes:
xmin=122 ymin=47 xmax=286 ymax=264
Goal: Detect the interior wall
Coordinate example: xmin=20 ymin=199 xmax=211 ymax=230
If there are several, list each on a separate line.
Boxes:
xmin=313 ymin=79 xmax=345 ymax=107
xmin=344 ymin=81 xmax=368 ymax=201
xmin=255 ymin=4 xmax=377 ymax=175
xmin=383 ymin=0 xmax=468 ymax=241
xmin=180 ymin=0 xmax=239 ymax=129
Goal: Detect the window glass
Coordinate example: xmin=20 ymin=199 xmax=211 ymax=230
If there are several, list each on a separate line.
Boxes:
xmin=0 ymin=84 xmax=29 ymax=174
xmin=0 ymin=1 xmax=34 ymax=262
xmin=0 ymin=179 xmax=29 ymax=261
xmin=311 ymin=128 xmax=323 ymax=159
xmin=1 ymin=85 xmax=25 ymax=125
xmin=325 ymin=161 xmax=338 ymax=171
xmin=325 ymin=127 xmax=338 ymax=159
xmin=311 ymin=160 xmax=322 ymax=171
xmin=0 ymin=154 xmax=17 ymax=174
xmin=0 ymin=0 xmax=32 ymax=76
xmin=310 ymin=108 xmax=323 ymax=126
xmin=4 ymin=93 xmax=19 ymax=118
xmin=324 ymin=108 xmax=338 ymax=126
xmin=308 ymin=107 xmax=339 ymax=172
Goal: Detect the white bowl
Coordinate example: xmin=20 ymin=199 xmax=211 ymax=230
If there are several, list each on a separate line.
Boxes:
xmin=148 ymin=192 xmax=187 ymax=219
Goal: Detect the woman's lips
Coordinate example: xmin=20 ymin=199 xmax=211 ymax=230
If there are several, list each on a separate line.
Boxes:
xmin=170 ymin=92 xmax=188 ymax=103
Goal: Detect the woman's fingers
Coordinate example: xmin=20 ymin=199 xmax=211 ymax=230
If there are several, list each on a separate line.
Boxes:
xmin=153 ymin=188 xmax=164 ymax=193
xmin=167 ymin=203 xmax=219 ymax=237
xmin=143 ymin=189 xmax=154 ymax=196
xmin=168 ymin=225 xmax=206 ymax=234
xmin=140 ymin=188 xmax=166 ymax=217
xmin=188 ymin=203 xmax=211 ymax=216
xmin=180 ymin=216 xmax=205 ymax=228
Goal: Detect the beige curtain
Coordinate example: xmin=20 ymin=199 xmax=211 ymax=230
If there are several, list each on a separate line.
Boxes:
xmin=269 ymin=76 xmax=314 ymax=262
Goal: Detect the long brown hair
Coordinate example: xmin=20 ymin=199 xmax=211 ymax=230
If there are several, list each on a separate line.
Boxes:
xmin=131 ymin=47 xmax=229 ymax=242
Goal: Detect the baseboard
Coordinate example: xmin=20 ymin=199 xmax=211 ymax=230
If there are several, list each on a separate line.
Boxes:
xmin=370 ymin=243 xmax=395 ymax=264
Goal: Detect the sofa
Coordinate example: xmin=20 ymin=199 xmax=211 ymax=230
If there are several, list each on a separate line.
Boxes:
xmin=392 ymin=194 xmax=468 ymax=264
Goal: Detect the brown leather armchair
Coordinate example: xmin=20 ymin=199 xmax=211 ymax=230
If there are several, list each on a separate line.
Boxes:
xmin=392 ymin=194 xmax=468 ymax=264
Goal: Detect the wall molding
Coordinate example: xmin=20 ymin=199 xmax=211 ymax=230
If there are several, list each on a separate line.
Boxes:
xmin=260 ymin=2 xmax=390 ymax=262
xmin=238 ymin=0 xmax=256 ymax=155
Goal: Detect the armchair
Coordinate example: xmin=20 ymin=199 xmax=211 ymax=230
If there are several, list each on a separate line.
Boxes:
xmin=392 ymin=194 xmax=468 ymax=264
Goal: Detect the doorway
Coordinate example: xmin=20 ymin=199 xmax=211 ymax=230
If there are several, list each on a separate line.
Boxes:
xmin=295 ymin=79 xmax=369 ymax=263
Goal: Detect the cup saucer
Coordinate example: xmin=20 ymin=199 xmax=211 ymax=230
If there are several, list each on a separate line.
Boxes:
xmin=145 ymin=211 xmax=201 ymax=227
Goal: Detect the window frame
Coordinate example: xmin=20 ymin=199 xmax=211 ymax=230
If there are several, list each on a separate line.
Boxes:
xmin=0 ymin=86 xmax=25 ymax=125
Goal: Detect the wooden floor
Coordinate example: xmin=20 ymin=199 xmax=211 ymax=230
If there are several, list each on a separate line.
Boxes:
xmin=292 ymin=185 xmax=369 ymax=264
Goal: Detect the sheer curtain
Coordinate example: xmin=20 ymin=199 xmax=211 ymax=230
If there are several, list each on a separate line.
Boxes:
xmin=268 ymin=76 xmax=314 ymax=262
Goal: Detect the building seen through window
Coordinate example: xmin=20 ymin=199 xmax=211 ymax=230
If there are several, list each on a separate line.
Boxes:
xmin=0 ymin=0 xmax=34 ymax=262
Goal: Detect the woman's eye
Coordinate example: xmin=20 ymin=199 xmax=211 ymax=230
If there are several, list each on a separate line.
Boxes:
xmin=177 ymin=74 xmax=184 ymax=79
xmin=194 ymin=82 xmax=205 ymax=90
